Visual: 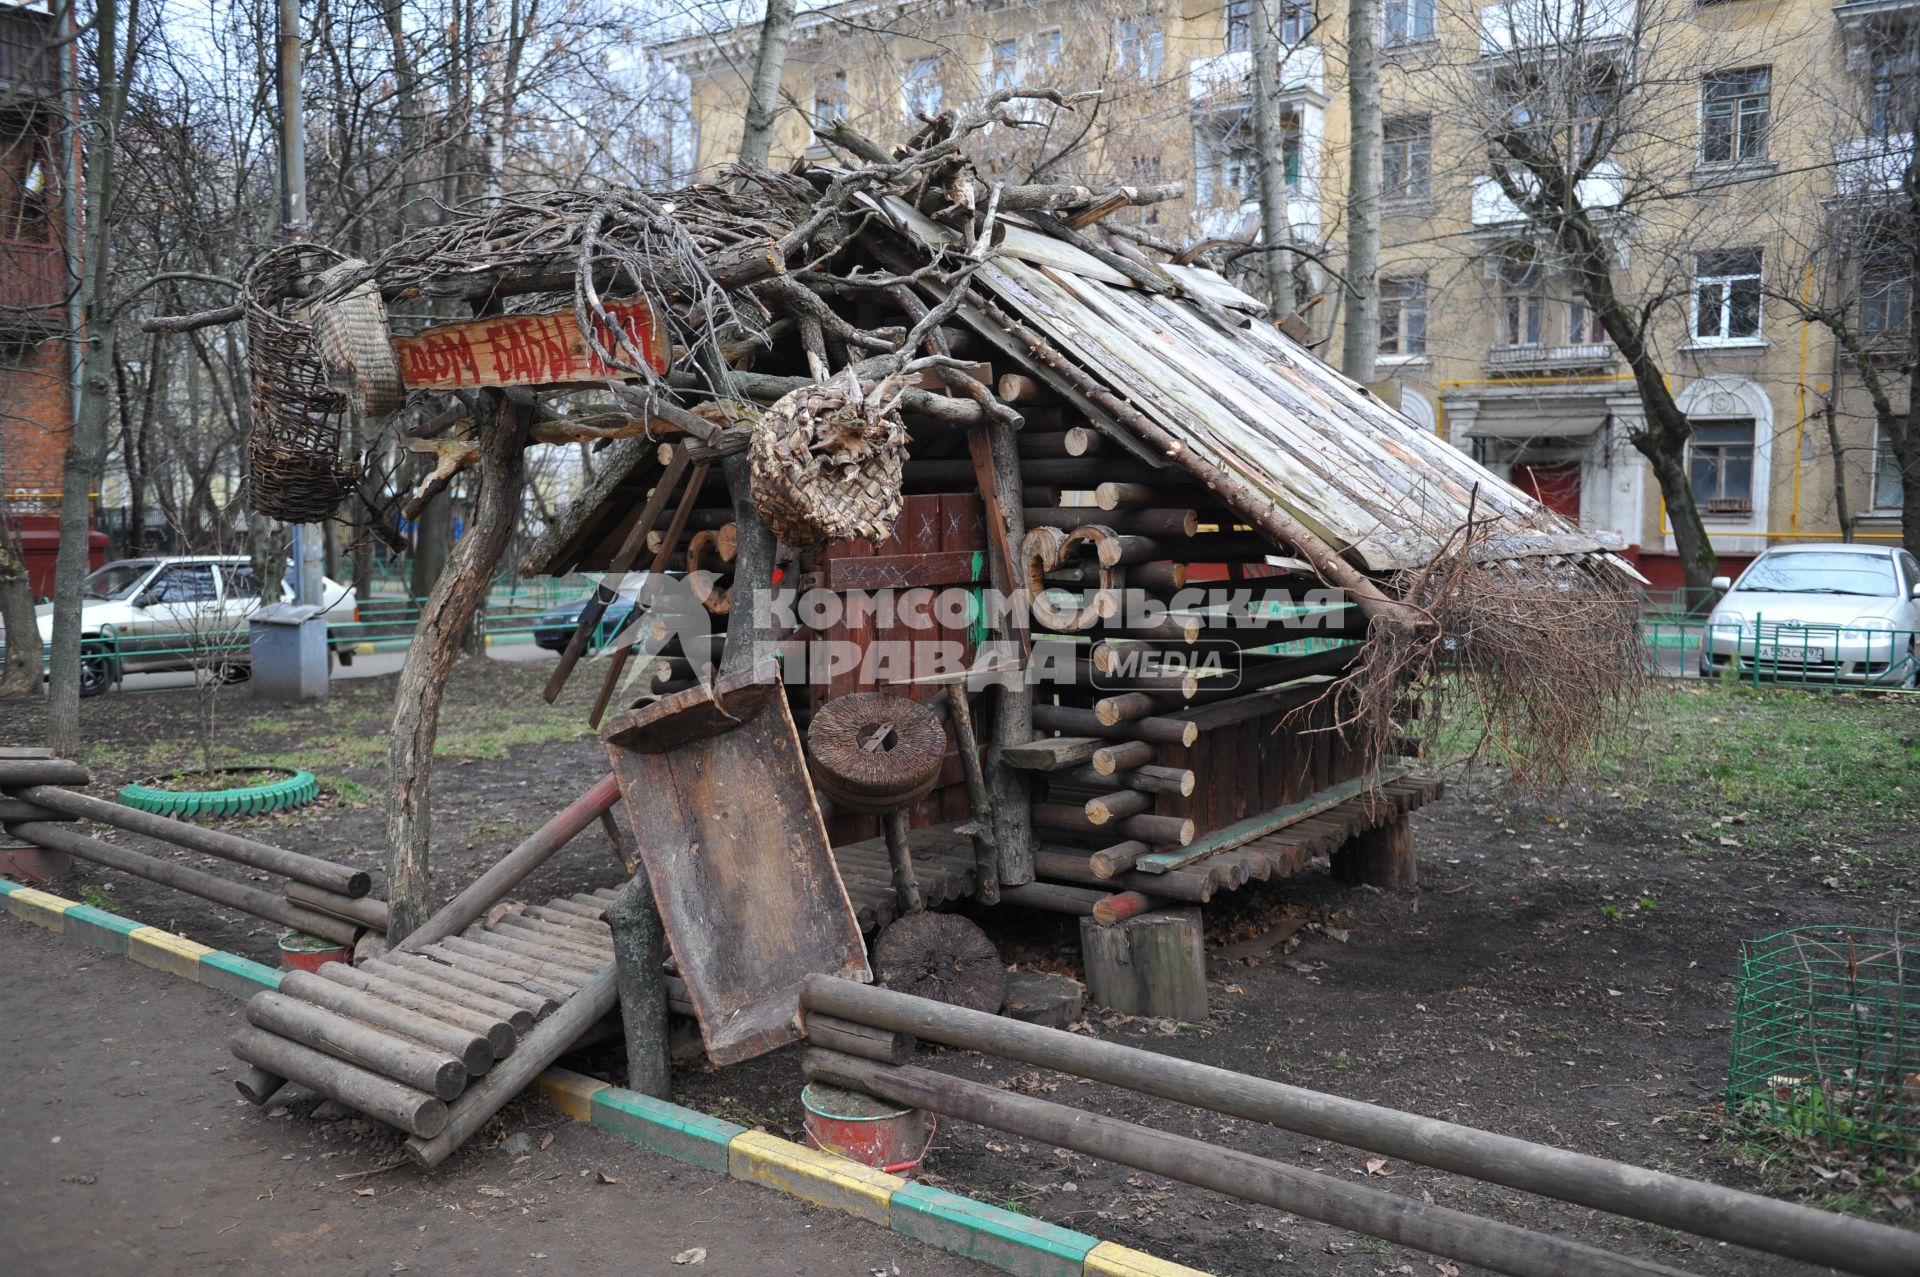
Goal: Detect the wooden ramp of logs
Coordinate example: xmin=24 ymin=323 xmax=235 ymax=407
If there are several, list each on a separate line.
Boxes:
xmin=231 ymin=889 xmax=624 ymax=1168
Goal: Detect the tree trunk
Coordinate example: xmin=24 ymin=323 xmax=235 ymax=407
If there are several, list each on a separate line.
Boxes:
xmin=385 ymin=395 xmax=528 ymax=941
xmin=47 ymin=0 xmax=126 ymax=758
xmin=736 ymin=0 xmax=796 ymax=173
xmin=1248 ymin=0 xmax=1295 ymax=315
xmin=411 ymin=476 xmax=451 ymax=610
xmin=0 ymin=519 xmax=41 ymax=697
xmin=1340 ymin=0 xmax=1381 ymax=383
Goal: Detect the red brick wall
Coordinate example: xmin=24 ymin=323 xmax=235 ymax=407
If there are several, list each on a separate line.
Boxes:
xmin=0 ymin=336 xmax=71 ymax=518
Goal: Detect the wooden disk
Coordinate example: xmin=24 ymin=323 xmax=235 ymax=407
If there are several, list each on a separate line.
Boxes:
xmin=806 ymin=692 xmax=946 ymax=810
xmin=871 ymin=911 xmax=1006 ymax=1014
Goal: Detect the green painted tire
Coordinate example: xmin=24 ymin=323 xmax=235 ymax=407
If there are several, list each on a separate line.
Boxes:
xmin=118 ymin=766 xmax=320 ymax=819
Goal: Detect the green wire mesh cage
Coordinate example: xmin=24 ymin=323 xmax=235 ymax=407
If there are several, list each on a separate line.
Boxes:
xmin=1728 ymin=926 xmax=1920 ymax=1156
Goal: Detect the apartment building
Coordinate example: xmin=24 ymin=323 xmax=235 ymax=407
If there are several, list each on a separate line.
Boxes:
xmin=0 ymin=1 xmax=86 ymax=596
xmin=661 ymin=0 xmax=1913 ymax=586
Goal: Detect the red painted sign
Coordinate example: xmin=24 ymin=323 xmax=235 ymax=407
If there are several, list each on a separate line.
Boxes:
xmin=391 ymin=296 xmax=669 ymax=390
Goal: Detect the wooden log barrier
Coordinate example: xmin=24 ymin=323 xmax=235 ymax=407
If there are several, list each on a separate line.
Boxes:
xmin=802 ymin=1011 xmax=916 ymax=1065
xmin=278 ymin=970 xmax=493 ymax=1076
xmin=405 ymin=966 xmax=618 ymax=1168
xmin=244 ymin=990 xmax=468 ymax=1100
xmin=1033 ymin=850 xmax=1213 ymax=903
xmin=801 ymin=1049 xmax=1695 ymax=1277
xmin=1033 ymin=803 xmax=1193 ymax=847
xmin=231 ymin=1026 xmax=448 ymax=1139
xmin=1032 ymin=704 xmax=1196 ymax=747
xmin=0 ymin=759 xmax=90 ymax=788
xmin=798 ymin=978 xmax=1920 ymax=1277
xmin=0 ymin=797 xmax=72 ymax=823
xmin=418 ymin=942 xmax=577 ymax=1003
xmin=370 ymin=950 xmax=556 ymax=1019
xmin=14 ymin=783 xmax=372 ymax=897
xmin=312 ymin=962 xmax=520 ymax=1055
xmin=286 ymin=882 xmax=392 ymax=932
xmin=6 ymin=822 xmax=359 ymax=946
xmin=998 ymin=881 xmax=1112 ymax=918
xmin=235 ymin=1064 xmax=286 ymax=1105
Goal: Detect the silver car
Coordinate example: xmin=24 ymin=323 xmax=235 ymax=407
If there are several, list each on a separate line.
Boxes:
xmin=1699 ymin=544 xmax=1920 ymax=687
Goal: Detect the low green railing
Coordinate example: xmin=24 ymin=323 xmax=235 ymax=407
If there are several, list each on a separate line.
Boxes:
xmin=1644 ymin=618 xmax=1920 ymax=689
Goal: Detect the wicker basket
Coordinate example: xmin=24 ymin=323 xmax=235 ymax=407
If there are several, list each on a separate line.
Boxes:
xmin=243 ymin=244 xmax=362 ymax=523
xmin=749 ymin=375 xmax=906 ymax=550
xmin=307 ymin=257 xmax=403 ymax=418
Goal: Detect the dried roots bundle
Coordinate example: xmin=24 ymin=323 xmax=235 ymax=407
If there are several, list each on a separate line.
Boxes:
xmin=1340 ymin=516 xmax=1645 ymax=791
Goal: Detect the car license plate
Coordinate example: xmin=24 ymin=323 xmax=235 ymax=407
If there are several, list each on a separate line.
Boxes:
xmin=1755 ymin=645 xmax=1825 ymax=663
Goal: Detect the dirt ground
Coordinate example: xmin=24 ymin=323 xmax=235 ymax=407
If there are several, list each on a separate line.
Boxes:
xmin=3 ymin=658 xmax=1916 ymax=1276
xmin=0 ymin=914 xmax=988 ymax=1277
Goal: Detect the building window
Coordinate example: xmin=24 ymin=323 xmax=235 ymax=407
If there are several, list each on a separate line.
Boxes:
xmin=1692 ymin=248 xmax=1763 ymax=343
xmin=1379 ymin=275 xmax=1429 ymax=357
xmin=1226 ymin=0 xmax=1251 ymax=52
xmin=0 ymin=130 xmax=55 ymax=243
xmin=1118 ymin=20 xmax=1164 ymax=77
xmin=1861 ymin=255 xmax=1910 ymax=336
xmin=1688 ymin=419 xmax=1756 ymax=513
xmin=1873 ymin=424 xmax=1906 ymax=509
xmin=904 ymin=57 xmax=942 ymax=120
xmin=1382 ymin=115 xmax=1431 ymax=201
xmin=1222 ymin=140 xmax=1260 ymax=200
xmin=813 ymin=71 xmax=848 ymax=125
xmin=1569 ymin=292 xmax=1608 ymax=344
xmin=1499 ymin=252 xmax=1544 ymax=347
xmin=1383 ymin=0 xmax=1435 ymax=46
xmin=1281 ymin=0 xmax=1315 ymax=44
xmin=1701 ymin=68 xmax=1770 ymax=165
xmin=989 ymin=40 xmax=1018 ymax=94
xmin=1871 ymin=61 xmax=1920 ymax=139
xmin=1033 ymin=28 xmax=1063 ymax=70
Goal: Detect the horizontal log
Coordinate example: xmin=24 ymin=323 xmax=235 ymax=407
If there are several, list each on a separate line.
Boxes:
xmin=16 ymin=783 xmax=371 ymax=896
xmin=279 ymin=969 xmax=492 ymax=1076
xmin=799 ymin=981 xmax=1920 ymax=1277
xmin=1001 ymin=736 xmax=1103 ymax=772
xmin=996 ymin=372 xmax=1050 ymax=404
xmin=1092 ymin=890 xmax=1166 ymax=925
xmin=1033 ymin=849 xmax=1214 ymax=902
xmin=1095 ymin=689 xmax=1194 ymax=726
xmin=1015 ymin=428 xmax=1101 ymax=458
xmin=419 ymin=942 xmax=578 ymax=1003
xmin=1062 ymin=763 xmax=1192 ymax=799
xmin=230 ymin=1026 xmax=447 ymax=1138
xmin=455 ymin=930 xmax=604 ymax=980
xmin=523 ymin=903 xmax=612 ymax=934
xmin=1082 ymin=789 xmax=1149 ymax=825
xmin=0 ymin=760 xmax=90 ymax=787
xmin=245 ymin=990 xmax=467 ymax=1100
xmin=405 ymin=967 xmax=619 ymax=1168
xmin=5 ymin=821 xmax=359 ymax=945
xmin=1023 ymin=507 xmax=1199 ymax=538
xmin=314 ymin=961 xmax=520 ymax=1054
xmin=1135 ymin=770 xmax=1407 ymax=874
xmin=803 ymin=1011 xmax=916 ymax=1064
xmin=1171 ymin=680 xmax=1337 ymax=734
xmin=0 ymin=797 xmax=69 ymax=823
xmin=998 ymin=881 xmax=1109 ymax=917
xmin=494 ymin=914 xmax=613 ymax=962
xmin=1089 ymin=840 xmax=1152 ymax=877
xmin=235 ymin=1064 xmax=287 ymax=1106
xmin=1032 ymin=703 xmax=1196 ymax=747
xmin=286 ymin=882 xmax=391 ymax=932
xmin=802 ymin=1047 xmax=1693 ymax=1277
xmin=1092 ymin=740 xmax=1158 ymax=775
xmin=370 ymin=951 xmax=553 ymax=1020
xmin=1034 ymin=803 xmax=1193 ymax=846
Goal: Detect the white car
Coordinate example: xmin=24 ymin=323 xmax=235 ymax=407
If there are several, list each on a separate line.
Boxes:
xmin=1700 ymin=543 xmax=1920 ymax=687
xmin=16 ymin=555 xmax=358 ymax=696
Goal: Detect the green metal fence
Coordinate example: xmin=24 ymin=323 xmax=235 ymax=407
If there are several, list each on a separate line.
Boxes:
xmin=1729 ymin=926 xmax=1920 ymax=1157
xmin=1641 ymin=618 xmax=1920 ymax=689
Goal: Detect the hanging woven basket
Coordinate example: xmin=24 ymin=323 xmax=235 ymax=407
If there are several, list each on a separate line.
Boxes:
xmin=307 ymin=257 xmax=404 ymax=418
xmin=242 ymin=244 xmax=363 ymax=524
xmin=749 ymin=372 xmax=907 ymax=550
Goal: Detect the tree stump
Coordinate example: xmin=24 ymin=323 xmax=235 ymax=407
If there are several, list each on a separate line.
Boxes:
xmin=1004 ymin=970 xmax=1086 ymax=1029
xmin=1080 ymin=907 xmax=1206 ymax=1022
xmin=1331 ymin=813 xmax=1417 ymax=889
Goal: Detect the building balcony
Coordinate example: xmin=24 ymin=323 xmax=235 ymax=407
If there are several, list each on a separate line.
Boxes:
xmin=1486 ymin=341 xmax=1616 ymax=373
xmin=1479 ymin=0 xmax=1635 ymax=55
xmin=0 ymin=6 xmax=57 ymax=99
xmin=1194 ymin=192 xmax=1323 ymax=245
xmin=1471 ymin=163 xmax=1626 ymax=225
xmin=0 ymin=238 xmax=66 ymax=316
xmin=1188 ymin=46 xmax=1325 ymax=106
xmin=1834 ymin=134 xmax=1913 ymax=195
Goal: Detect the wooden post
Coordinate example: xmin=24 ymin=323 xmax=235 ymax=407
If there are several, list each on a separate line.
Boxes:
xmin=386 ymin=393 xmax=528 ymax=941
xmin=1079 ymin=907 xmax=1207 ymax=1022
xmin=605 ymin=871 xmax=671 ymax=1099
xmin=944 ymin=683 xmax=1000 ymax=905
xmin=1331 ymin=813 xmax=1416 ymax=889
xmin=969 ymin=415 xmax=1035 ymax=885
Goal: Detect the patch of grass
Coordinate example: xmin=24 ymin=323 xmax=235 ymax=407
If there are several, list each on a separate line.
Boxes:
xmin=77 ymin=881 xmax=115 ymax=910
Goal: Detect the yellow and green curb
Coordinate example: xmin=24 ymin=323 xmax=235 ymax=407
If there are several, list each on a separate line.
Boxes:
xmin=0 ymin=876 xmax=1210 ymax=1277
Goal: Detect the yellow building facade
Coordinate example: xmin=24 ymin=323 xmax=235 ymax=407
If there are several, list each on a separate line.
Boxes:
xmin=662 ymin=0 xmax=1912 ymax=586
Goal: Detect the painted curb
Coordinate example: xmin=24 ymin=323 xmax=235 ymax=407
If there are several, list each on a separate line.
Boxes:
xmin=0 ymin=877 xmax=1213 ymax=1277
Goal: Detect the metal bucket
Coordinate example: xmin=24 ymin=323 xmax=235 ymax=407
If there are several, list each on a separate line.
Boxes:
xmin=278 ymin=929 xmax=351 ymax=973
xmin=801 ymin=1082 xmax=936 ymax=1176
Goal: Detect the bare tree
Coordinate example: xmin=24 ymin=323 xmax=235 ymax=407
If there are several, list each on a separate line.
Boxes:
xmin=737 ymin=0 xmax=797 ymax=172
xmin=1341 ymin=0 xmax=1380 ymax=381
